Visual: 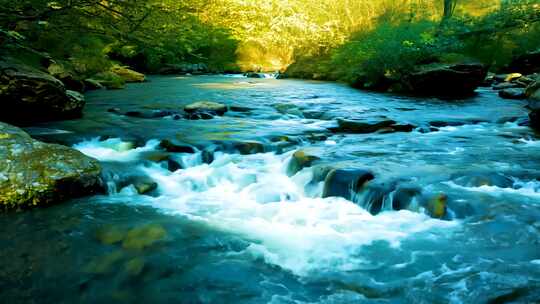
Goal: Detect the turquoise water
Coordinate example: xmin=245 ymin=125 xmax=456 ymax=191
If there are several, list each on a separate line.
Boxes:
xmin=1 ymin=75 xmax=539 ymax=303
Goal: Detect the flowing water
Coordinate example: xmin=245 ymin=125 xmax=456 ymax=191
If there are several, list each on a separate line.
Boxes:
xmin=1 ymin=75 xmax=539 ymax=303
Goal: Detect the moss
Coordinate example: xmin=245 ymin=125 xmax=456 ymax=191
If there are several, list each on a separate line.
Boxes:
xmin=93 ymin=71 xmax=126 ymax=90
xmin=122 ymin=224 xmax=166 ymax=250
xmin=124 ymin=257 xmax=145 ymax=276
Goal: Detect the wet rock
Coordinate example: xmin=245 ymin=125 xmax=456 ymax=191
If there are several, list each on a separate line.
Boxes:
xmin=287 ymin=149 xmax=321 ymax=176
xmin=330 ymin=118 xmax=397 ymax=134
xmin=184 ymin=101 xmax=228 ymax=118
xmin=498 ymin=88 xmax=526 ymax=100
xmin=0 ymin=62 xmax=85 ymax=123
xmin=322 ymin=169 xmax=375 ymax=200
xmin=227 ymin=140 xmax=266 ymax=155
xmin=0 ymin=122 xmax=104 ymax=211
xmin=426 ymin=193 xmax=447 ymax=219
xmin=122 ymin=224 xmax=167 ymax=250
xmin=125 ymin=110 xmax=175 ymax=119
xmin=392 ymin=186 xmax=422 ymax=211
xmin=228 ymin=105 xmax=253 ymax=113
xmin=159 ymin=139 xmax=196 ymax=153
xmin=273 ymin=103 xmax=304 ymax=117
xmin=110 ymin=66 xmax=145 ymax=83
xmin=504 ymin=73 xmax=523 ymax=82
xmin=92 ymin=71 xmax=125 ymax=90
xmin=404 ymin=62 xmax=487 ymax=97
xmin=493 ymin=82 xmax=522 ymax=90
xmin=245 ymin=72 xmax=264 ymax=78
xmin=167 ymin=159 xmax=182 ymax=172
xmin=530 ymin=109 xmax=540 ymax=131
xmin=83 ymin=78 xmax=104 ymax=90
xmin=527 ymin=79 xmax=540 ymax=101
xmin=133 ymin=179 xmax=158 ymax=195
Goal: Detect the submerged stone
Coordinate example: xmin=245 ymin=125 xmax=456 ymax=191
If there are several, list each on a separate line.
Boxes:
xmin=122 ymin=224 xmax=167 ymax=250
xmin=133 ymin=179 xmax=158 ymax=195
xmin=426 ymin=193 xmax=447 ymax=219
xmin=330 ymin=118 xmax=397 ymax=134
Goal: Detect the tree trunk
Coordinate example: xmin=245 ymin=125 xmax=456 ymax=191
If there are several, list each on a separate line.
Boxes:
xmin=443 ymin=0 xmax=456 ymax=21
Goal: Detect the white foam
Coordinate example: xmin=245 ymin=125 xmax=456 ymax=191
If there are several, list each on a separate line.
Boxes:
xmin=85 ymin=139 xmax=458 ymax=276
xmin=446 ymin=179 xmax=540 ymax=199
xmin=73 ymin=138 xmax=160 ymax=162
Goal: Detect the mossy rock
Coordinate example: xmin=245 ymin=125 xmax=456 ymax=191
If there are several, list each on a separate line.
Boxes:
xmin=93 ymin=71 xmax=126 ymax=90
xmin=0 ymin=122 xmax=103 ymax=211
xmin=426 ymin=193 xmax=447 ymax=219
xmin=110 ymin=65 xmax=145 ymax=83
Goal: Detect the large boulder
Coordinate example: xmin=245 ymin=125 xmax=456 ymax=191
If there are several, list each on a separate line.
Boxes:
xmin=47 ymin=62 xmax=85 ymax=92
xmin=0 ymin=62 xmax=85 ymax=124
xmin=404 ymin=63 xmax=487 ymax=97
xmin=505 ymin=50 xmax=540 ymax=75
xmin=0 ymin=122 xmax=103 ymax=211
xmin=110 ymin=66 xmax=145 ymax=83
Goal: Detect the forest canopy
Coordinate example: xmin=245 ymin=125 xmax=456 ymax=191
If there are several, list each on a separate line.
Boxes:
xmin=1 ymin=0 xmax=539 ymax=80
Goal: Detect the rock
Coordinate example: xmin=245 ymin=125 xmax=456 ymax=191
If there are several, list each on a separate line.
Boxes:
xmin=227 ymin=140 xmax=266 ymax=155
xmin=505 ymin=50 xmax=540 ymax=75
xmin=133 ymin=179 xmax=158 ymax=195
xmin=530 ymin=109 xmax=540 ymax=131
xmin=159 ymin=139 xmax=196 ymax=153
xmin=493 ymin=82 xmax=523 ymax=90
xmin=0 ymin=62 xmax=86 ymax=123
xmin=404 ymin=63 xmax=487 ymax=97
xmin=92 ymin=71 xmax=125 ymax=90
xmin=392 ymin=186 xmax=422 ymax=211
xmin=527 ymin=80 xmax=540 ymax=101
xmin=498 ymin=88 xmax=526 ymax=100
xmin=322 ymin=169 xmax=375 ymax=200
xmin=110 ymin=66 xmax=145 ymax=83
xmin=124 ymin=110 xmax=176 ymax=119
xmin=83 ymin=78 xmax=104 ymax=90
xmin=47 ymin=63 xmax=85 ymax=92
xmin=426 ymin=193 xmax=447 ymax=219
xmin=505 ymin=73 xmax=523 ymax=82
xmin=245 ymin=72 xmax=264 ymax=78
xmin=158 ymin=63 xmax=208 ymax=75
xmin=95 ymin=225 xmax=126 ymax=245
xmin=273 ymin=103 xmax=304 ymax=117
xmin=124 ymin=257 xmax=145 ymax=276
xmin=287 ymin=149 xmax=321 ymax=176
xmin=329 ymin=118 xmax=397 ymax=134
xmin=0 ymin=122 xmax=103 ymax=211
xmin=184 ymin=101 xmax=228 ymax=118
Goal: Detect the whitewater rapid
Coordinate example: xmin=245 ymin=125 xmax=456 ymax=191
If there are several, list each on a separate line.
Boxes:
xmin=74 ymin=138 xmax=458 ymax=276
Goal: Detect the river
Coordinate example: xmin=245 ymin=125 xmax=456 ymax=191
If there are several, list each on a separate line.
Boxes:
xmin=1 ymin=75 xmax=539 ymax=303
